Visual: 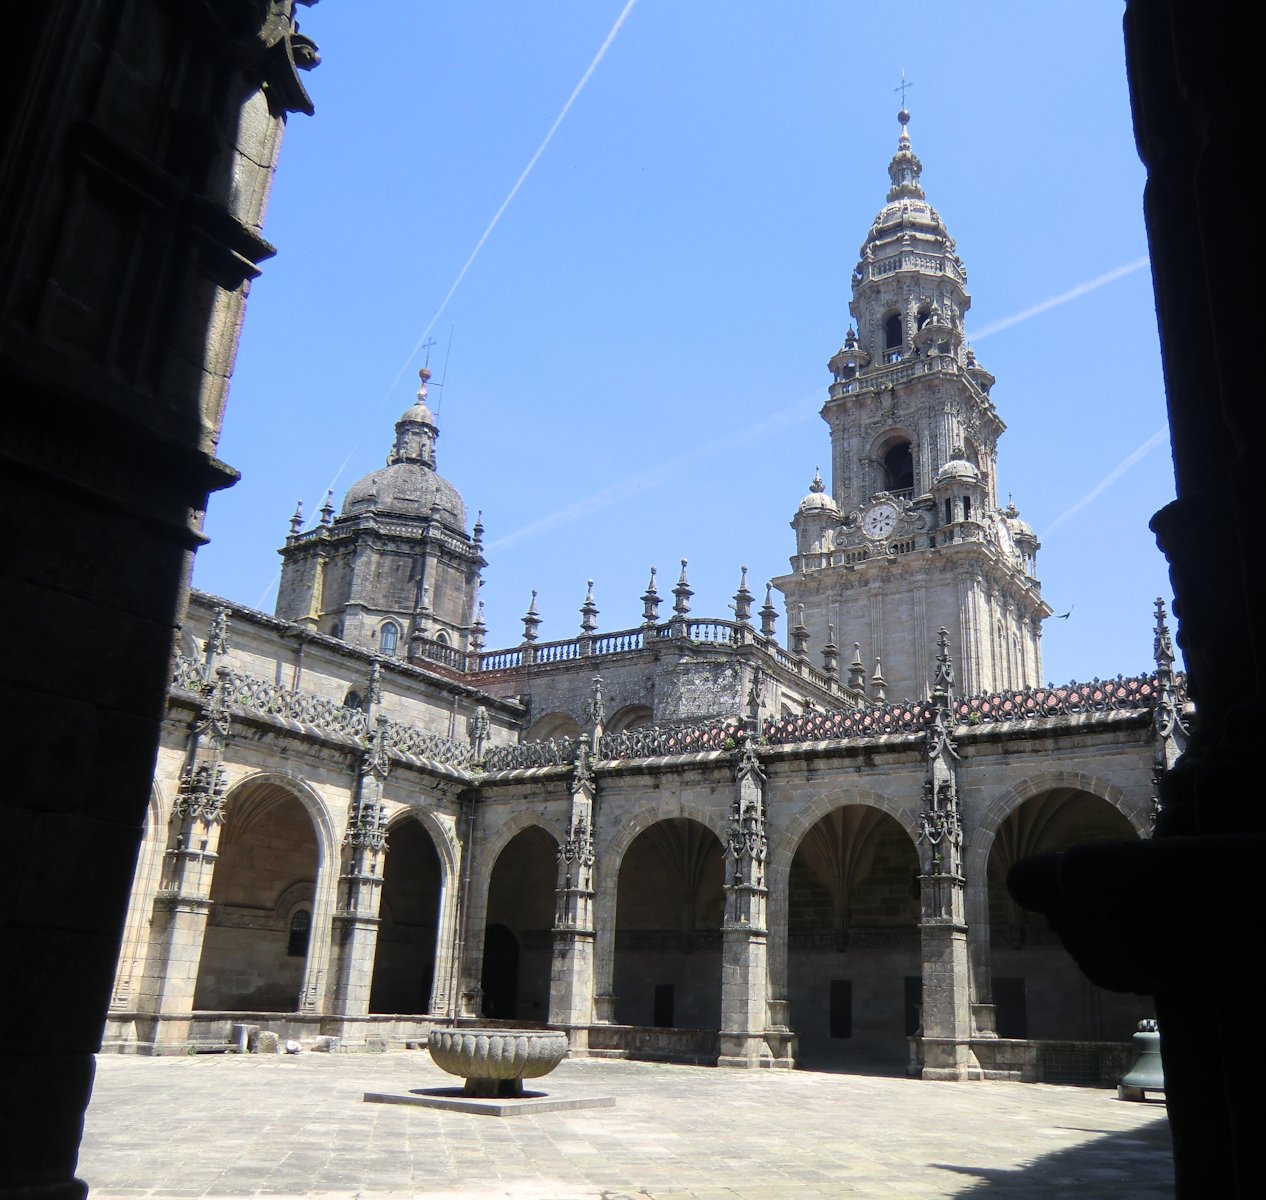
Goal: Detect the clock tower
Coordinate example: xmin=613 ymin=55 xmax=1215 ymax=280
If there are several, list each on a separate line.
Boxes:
xmin=773 ymin=110 xmax=1050 ymax=700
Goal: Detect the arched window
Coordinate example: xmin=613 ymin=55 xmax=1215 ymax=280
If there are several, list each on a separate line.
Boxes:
xmin=883 ymin=442 xmax=914 ymax=493
xmin=434 ymin=630 xmax=450 ymax=646
xmin=344 ymin=688 xmax=363 ymax=711
xmin=884 ymin=313 xmax=903 ymax=350
xmin=916 ymin=304 xmax=932 ymax=330
xmin=380 ymin=622 xmax=399 ymax=657
xmin=287 ymin=909 xmax=311 ymax=958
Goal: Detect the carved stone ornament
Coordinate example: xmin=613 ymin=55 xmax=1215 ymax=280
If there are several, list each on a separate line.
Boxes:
xmin=726 ymin=793 xmax=768 ymax=885
xmin=344 ymin=800 xmax=388 ymax=851
xmin=174 ymin=761 xmax=228 ymax=823
xmin=185 ymin=1 xmax=321 ymax=117
xmin=558 ymin=815 xmax=594 ymax=872
xmin=360 ymin=730 xmax=391 ymax=782
xmin=583 ymin=675 xmax=605 ymax=728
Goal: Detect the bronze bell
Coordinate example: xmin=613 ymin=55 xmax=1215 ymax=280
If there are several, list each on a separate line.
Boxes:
xmin=1118 ymin=1018 xmax=1166 ymax=1101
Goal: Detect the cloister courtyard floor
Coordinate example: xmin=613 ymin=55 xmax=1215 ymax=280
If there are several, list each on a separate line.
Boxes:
xmin=79 ymin=1051 xmax=1174 ymax=1199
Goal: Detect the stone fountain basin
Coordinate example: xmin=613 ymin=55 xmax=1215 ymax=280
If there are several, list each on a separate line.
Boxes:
xmin=427 ymin=1028 xmax=569 ymax=1097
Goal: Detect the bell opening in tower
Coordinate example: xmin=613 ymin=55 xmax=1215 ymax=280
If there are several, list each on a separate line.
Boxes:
xmin=883 ymin=442 xmax=914 ymax=496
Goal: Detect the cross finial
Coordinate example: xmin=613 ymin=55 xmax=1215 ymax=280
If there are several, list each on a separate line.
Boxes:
xmin=420 ymin=336 xmax=437 ymax=367
xmin=895 ymin=69 xmax=913 ymax=110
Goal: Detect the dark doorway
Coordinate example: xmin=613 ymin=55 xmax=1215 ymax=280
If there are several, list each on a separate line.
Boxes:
xmin=829 ymin=980 xmax=853 ymax=1038
xmin=481 ymin=923 xmax=519 ymax=1019
xmin=653 ymin=983 xmax=675 ymax=1028
xmin=994 ymin=977 xmax=1028 ymax=1038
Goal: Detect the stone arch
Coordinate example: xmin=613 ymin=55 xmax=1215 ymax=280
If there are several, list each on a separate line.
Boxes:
xmin=481 ymin=824 xmax=560 ymax=1022
xmin=598 ymin=800 xmax=730 ymax=870
xmin=970 ymin=770 xmax=1148 ymax=1043
xmin=526 ymin=711 xmax=581 ymax=741
xmin=194 ymin=771 xmax=332 ymax=1012
xmin=370 ymin=808 xmax=448 ymax=1015
xmin=462 ymin=809 xmax=566 ymax=1017
xmin=386 ymin=801 xmax=462 ymax=889
xmin=969 ymin=770 xmax=1144 ymax=873
xmin=606 ymin=704 xmax=653 ymax=735
xmin=110 ymin=782 xmax=166 ymax=1012
xmin=220 ymin=768 xmax=340 ymax=870
xmin=774 ymin=790 xmax=923 ymax=1067
xmin=609 ymin=815 xmax=727 ymax=1030
xmin=378 ymin=620 xmax=400 ymax=657
xmin=593 ymin=799 xmax=731 ymax=1024
xmin=868 ymin=428 xmax=917 ymax=496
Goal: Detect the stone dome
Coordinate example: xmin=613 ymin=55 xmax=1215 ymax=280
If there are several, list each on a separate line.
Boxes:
xmin=342 ymin=460 xmax=466 ymax=528
xmin=798 ymin=469 xmax=839 ymax=515
xmin=935 ymin=457 xmax=981 ymax=486
xmin=1007 ymin=513 xmax=1037 ymax=542
xmin=341 ymin=368 xmax=466 ymax=528
xmin=396 ymin=396 xmax=436 ymax=428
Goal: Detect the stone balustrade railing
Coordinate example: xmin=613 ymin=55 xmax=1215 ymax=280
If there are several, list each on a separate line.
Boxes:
xmin=598 ymin=719 xmax=743 ymax=760
xmin=483 ymin=737 xmax=577 ymax=772
xmin=218 ymin=666 xmax=371 ymax=739
xmin=169 ymin=656 xmax=471 ymax=768
xmin=429 ymin=617 xmax=857 ymax=705
xmin=378 ymin=717 xmax=472 ymax=768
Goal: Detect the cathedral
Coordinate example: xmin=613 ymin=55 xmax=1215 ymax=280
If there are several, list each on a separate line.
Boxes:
xmin=105 ymin=111 xmax=1185 ymax=1083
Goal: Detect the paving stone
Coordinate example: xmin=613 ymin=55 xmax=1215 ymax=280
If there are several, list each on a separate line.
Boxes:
xmin=80 ymin=1052 xmax=1174 ymax=1198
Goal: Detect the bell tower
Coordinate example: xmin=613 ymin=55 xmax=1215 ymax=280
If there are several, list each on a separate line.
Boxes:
xmin=774 ymin=110 xmax=1050 ymax=700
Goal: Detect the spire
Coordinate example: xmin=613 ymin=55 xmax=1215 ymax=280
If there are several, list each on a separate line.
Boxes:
xmin=672 ymin=560 xmax=693 ymax=617
xmin=470 ymin=599 xmax=487 ymax=656
xmin=1153 ymin=596 xmax=1175 ymax=680
xmin=319 ymin=489 xmax=334 ymax=526
xmin=791 ymin=605 xmax=810 ymax=658
xmin=932 ymin=627 xmax=955 ymax=704
xmin=472 ymin=510 xmax=484 ymax=550
xmin=848 ymin=643 xmax=867 ymax=693
xmin=887 ymin=106 xmax=924 ymax=201
xmin=288 ymin=500 xmax=304 ymax=538
xmin=822 ymin=623 xmax=839 ymax=676
xmin=388 ymin=368 xmax=438 ymax=468
xmin=640 ymin=567 xmax=661 ymax=627
xmin=809 ymin=468 xmax=825 ymax=494
xmin=579 ymin=580 xmax=599 ymax=636
xmin=871 ymin=656 xmax=887 ymax=703
xmin=521 ymin=591 xmax=541 ymax=644
xmin=733 ymin=566 xmax=754 ymax=625
xmin=759 ymin=583 xmax=779 ymax=639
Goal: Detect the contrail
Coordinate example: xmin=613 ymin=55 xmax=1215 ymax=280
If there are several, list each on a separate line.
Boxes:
xmin=292 ymin=0 xmax=639 ymax=557
xmin=1039 ymin=425 xmax=1169 ymax=540
xmin=488 ymin=395 xmax=819 ymax=551
xmin=493 ymin=258 xmax=1157 ymax=551
xmin=971 ymin=257 xmax=1150 ymax=342
xmin=383 ymin=0 xmax=639 ymax=405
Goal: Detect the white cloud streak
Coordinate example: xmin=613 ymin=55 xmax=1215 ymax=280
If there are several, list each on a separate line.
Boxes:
xmin=307 ymin=1 xmax=639 ymax=520
xmin=488 ymin=396 xmax=819 ymax=551
xmin=495 ymin=258 xmax=1160 ymax=551
xmin=1039 ymin=425 xmax=1170 ymax=540
xmin=970 ymin=257 xmax=1150 ymax=342
xmin=383 ymin=0 xmax=640 ymax=404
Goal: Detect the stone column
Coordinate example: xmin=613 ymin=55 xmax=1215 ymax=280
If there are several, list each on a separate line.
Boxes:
xmin=549 ymin=679 xmax=602 ymax=1051
xmin=915 ymin=630 xmax=977 ymax=1080
xmin=330 ymin=665 xmax=389 ymax=1037
xmin=139 ymin=610 xmax=232 ymax=1051
xmin=719 ymin=740 xmax=786 ymax=1067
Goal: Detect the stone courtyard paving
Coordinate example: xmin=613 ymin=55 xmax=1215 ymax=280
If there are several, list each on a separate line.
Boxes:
xmin=79 ymin=1051 xmax=1174 ymax=1199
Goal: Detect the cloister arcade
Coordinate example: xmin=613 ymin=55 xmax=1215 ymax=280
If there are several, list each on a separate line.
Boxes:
xmin=106 ymin=602 xmax=1184 ymax=1086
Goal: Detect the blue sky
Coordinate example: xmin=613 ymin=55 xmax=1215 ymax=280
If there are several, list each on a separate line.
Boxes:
xmin=196 ymin=1 xmax=1175 ymax=689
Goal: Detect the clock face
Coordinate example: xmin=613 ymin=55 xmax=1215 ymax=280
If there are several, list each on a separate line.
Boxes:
xmin=863 ymin=502 xmax=899 ymax=540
